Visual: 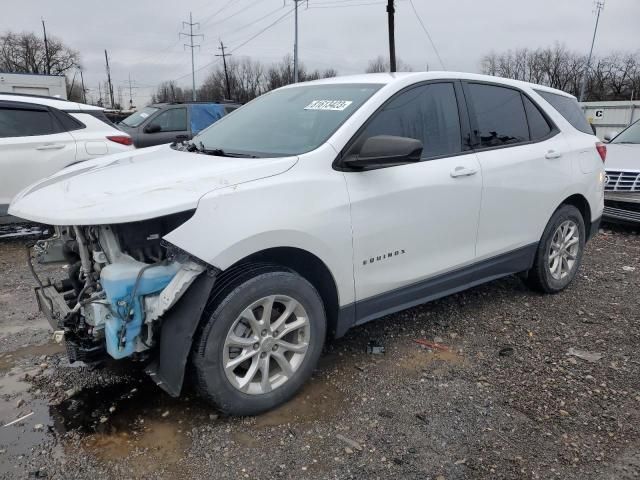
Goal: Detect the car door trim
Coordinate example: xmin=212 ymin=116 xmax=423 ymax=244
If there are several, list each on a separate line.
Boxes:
xmin=334 ymin=242 xmax=537 ymax=337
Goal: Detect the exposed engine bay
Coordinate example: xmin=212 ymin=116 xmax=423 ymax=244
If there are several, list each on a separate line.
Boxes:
xmin=29 ymin=211 xmax=208 ymax=365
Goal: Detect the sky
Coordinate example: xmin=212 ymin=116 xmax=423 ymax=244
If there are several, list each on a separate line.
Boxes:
xmin=2 ymin=0 xmax=639 ymax=107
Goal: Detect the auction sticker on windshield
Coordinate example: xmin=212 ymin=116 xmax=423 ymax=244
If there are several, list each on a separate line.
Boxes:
xmin=305 ymin=100 xmax=353 ymax=111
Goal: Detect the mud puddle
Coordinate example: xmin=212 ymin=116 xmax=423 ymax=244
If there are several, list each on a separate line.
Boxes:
xmin=0 ymin=342 xmax=63 ymax=372
xmin=0 ymin=345 xmax=350 ymax=474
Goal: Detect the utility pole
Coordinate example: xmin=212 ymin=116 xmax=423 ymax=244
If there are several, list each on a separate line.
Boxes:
xmin=128 ymin=73 xmax=134 ymax=109
xmin=387 ymin=0 xmax=396 ymax=72
xmin=181 ymin=12 xmax=203 ymax=101
xmin=215 ymin=41 xmax=232 ymax=100
xmin=293 ymin=0 xmax=303 ymax=82
xmin=41 ymin=18 xmax=50 ymax=75
xmin=104 ymin=50 xmax=115 ymax=109
xmin=79 ymin=69 xmax=86 ymax=103
xmin=579 ymin=0 xmax=605 ymax=102
xmin=98 ymin=83 xmax=103 ymax=107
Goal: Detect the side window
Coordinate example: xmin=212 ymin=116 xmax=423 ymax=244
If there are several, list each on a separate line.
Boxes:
xmin=467 ymin=83 xmax=529 ymax=148
xmin=523 ymin=96 xmax=552 ymax=140
xmin=354 ymin=82 xmax=462 ymax=160
xmin=0 ymin=107 xmax=63 ymax=138
xmin=149 ymin=108 xmax=187 ymax=132
xmin=51 ymin=108 xmax=85 ymax=132
xmin=535 ymin=90 xmax=593 ymax=135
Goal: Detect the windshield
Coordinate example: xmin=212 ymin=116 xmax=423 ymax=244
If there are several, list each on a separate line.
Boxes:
xmin=193 ymin=83 xmax=382 ymax=157
xmin=120 ymin=106 xmax=160 ymax=127
xmin=611 ymin=119 xmax=640 ymax=144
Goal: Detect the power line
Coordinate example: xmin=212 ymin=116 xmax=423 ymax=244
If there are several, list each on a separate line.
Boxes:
xmin=309 ymin=1 xmax=386 ymax=8
xmin=199 ymin=4 xmax=286 ymax=48
xmin=408 ymin=0 xmax=445 ymax=70
xmin=229 ymin=7 xmax=296 ymax=54
xmin=161 ymin=6 xmax=294 ymax=88
xmin=180 ymin=12 xmax=204 ymax=100
xmin=200 ymin=0 xmax=241 ymax=27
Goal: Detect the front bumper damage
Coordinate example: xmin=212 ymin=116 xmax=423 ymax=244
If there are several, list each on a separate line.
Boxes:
xmin=28 ymin=221 xmax=218 ymax=396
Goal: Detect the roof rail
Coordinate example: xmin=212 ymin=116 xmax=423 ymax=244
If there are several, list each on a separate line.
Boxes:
xmin=0 ymin=91 xmax=73 ymax=102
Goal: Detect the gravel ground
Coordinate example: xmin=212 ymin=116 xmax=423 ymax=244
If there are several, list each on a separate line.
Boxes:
xmin=0 ymin=226 xmax=638 ymax=480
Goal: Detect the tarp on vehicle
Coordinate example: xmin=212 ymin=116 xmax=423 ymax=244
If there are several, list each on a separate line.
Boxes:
xmin=190 ymin=104 xmax=226 ymax=134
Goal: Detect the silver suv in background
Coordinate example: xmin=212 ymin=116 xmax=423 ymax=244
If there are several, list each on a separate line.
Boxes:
xmin=118 ymin=102 xmax=240 ymax=148
xmin=602 ymin=119 xmax=640 ymax=224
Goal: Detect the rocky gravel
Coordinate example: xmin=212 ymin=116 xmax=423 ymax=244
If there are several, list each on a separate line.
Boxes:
xmin=0 ymin=226 xmax=638 ymax=479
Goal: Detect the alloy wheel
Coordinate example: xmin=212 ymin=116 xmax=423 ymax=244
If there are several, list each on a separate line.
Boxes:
xmin=222 ymin=295 xmax=310 ymax=395
xmin=548 ymin=220 xmax=580 ymax=280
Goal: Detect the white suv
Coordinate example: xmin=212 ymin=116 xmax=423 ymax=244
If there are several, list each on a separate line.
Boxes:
xmin=0 ymin=93 xmax=134 ymax=219
xmin=10 ymin=72 xmax=605 ymax=415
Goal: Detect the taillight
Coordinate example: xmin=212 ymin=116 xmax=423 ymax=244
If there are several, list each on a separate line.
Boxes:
xmin=107 ymin=135 xmax=133 ymax=146
xmin=595 ymin=142 xmax=606 ymax=162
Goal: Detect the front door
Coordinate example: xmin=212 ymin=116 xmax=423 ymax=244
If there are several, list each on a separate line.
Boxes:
xmin=341 ymin=82 xmax=483 ymax=321
xmin=140 ymin=106 xmax=189 ymax=147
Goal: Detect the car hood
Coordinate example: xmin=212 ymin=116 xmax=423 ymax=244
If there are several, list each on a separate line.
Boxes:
xmin=605 ymin=143 xmax=640 ymax=171
xmin=9 ymin=144 xmax=298 ymax=225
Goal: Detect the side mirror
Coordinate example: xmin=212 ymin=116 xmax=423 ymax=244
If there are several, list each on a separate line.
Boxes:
xmin=343 ymin=135 xmax=423 ymax=169
xmin=144 ymin=124 xmax=161 ymax=134
xmin=603 ymin=131 xmax=618 ymax=142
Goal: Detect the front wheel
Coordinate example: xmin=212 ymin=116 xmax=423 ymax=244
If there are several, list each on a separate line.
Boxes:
xmin=525 ymin=204 xmax=586 ymax=293
xmin=192 ymin=268 xmax=326 ymax=416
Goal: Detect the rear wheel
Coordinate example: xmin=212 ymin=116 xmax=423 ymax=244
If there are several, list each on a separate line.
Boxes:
xmin=525 ymin=204 xmax=585 ymax=293
xmin=192 ymin=268 xmax=326 ymax=416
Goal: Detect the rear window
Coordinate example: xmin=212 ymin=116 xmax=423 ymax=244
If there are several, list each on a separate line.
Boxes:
xmin=52 ymin=108 xmax=85 ymax=131
xmin=535 ymin=90 xmax=592 ymax=135
xmin=86 ymin=110 xmax=117 ymax=128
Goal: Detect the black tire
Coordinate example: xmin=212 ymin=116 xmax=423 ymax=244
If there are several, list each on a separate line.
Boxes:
xmin=192 ymin=267 xmax=326 ymax=416
xmin=525 ymin=204 xmax=586 ymax=293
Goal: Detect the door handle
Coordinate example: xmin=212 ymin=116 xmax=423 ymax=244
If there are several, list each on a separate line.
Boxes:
xmin=36 ymin=144 xmax=65 ymax=151
xmin=545 ymin=150 xmax=562 ymax=160
xmin=450 ymin=166 xmax=478 ymax=178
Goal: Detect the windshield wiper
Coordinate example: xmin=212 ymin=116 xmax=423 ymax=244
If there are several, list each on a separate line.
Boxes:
xmin=198 ymin=146 xmax=260 ymax=158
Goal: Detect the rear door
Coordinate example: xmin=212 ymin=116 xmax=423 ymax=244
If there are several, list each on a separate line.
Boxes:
xmin=0 ymin=101 xmax=76 ymax=209
xmin=342 ymin=81 xmax=483 ymax=315
xmin=463 ymin=82 xmax=572 ymax=259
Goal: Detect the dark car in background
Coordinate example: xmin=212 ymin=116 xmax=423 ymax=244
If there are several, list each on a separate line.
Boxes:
xmin=118 ymin=102 xmax=240 ymax=148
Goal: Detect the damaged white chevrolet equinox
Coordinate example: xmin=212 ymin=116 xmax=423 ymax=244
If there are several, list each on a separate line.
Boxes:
xmin=10 ymin=73 xmax=605 ymax=415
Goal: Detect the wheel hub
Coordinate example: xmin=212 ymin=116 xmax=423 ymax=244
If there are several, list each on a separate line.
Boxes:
xmin=548 ymin=220 xmax=580 ymax=280
xmin=222 ymin=294 xmax=311 ymax=395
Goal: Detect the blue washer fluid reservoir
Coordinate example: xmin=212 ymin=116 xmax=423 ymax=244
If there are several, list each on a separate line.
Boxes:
xmin=101 ymin=258 xmax=180 ymax=359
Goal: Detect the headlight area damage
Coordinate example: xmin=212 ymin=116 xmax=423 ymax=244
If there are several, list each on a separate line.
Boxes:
xmin=29 ymin=211 xmax=218 ymax=396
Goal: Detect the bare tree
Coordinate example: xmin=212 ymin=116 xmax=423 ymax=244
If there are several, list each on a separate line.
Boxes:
xmin=480 ymin=44 xmax=640 ymax=101
xmin=0 ymin=31 xmax=79 ymax=75
xmin=365 ymin=55 xmax=413 ymax=73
